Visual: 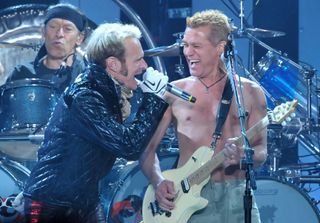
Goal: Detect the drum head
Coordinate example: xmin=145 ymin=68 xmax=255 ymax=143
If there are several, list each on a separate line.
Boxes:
xmin=255 ymin=177 xmax=320 ymax=223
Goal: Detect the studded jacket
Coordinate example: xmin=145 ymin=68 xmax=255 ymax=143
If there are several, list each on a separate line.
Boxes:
xmin=23 ymin=63 xmax=168 ymax=214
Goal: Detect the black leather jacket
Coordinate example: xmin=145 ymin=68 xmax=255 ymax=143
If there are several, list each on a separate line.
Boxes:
xmin=23 ymin=64 xmax=168 ymax=214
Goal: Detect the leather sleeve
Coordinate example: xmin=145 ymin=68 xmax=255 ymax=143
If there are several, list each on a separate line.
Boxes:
xmin=68 ymin=89 xmax=168 ymax=160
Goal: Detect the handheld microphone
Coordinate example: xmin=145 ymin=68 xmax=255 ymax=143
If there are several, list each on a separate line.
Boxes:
xmin=166 ymin=83 xmax=196 ymax=103
xmin=136 ymin=79 xmax=196 ymax=103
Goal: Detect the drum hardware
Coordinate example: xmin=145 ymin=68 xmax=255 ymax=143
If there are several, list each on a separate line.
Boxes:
xmin=144 ymin=42 xmax=180 ymax=57
xmin=299 ymin=66 xmax=320 ymax=134
xmin=143 ymin=32 xmax=184 ymax=58
xmin=144 ymin=32 xmax=187 ymax=80
xmin=173 ymin=32 xmax=186 ymax=78
xmin=0 ymin=41 xmax=39 ymax=49
xmin=233 ymin=27 xmax=286 ymax=39
xmin=0 ymin=133 xmax=44 ymax=143
xmin=158 ymin=122 xmax=178 ymax=153
xmin=299 ymin=176 xmax=320 ymax=184
xmin=266 ymin=124 xmax=283 ymax=175
xmin=276 ymin=167 xmax=301 ymax=184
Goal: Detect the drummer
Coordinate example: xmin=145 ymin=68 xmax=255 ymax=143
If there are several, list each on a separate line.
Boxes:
xmin=6 ymin=3 xmax=90 ymax=94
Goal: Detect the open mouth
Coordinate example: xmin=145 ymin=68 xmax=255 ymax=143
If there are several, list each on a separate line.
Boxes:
xmin=189 ymin=59 xmax=200 ymax=68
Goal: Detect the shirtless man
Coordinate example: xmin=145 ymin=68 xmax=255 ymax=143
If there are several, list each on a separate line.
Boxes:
xmin=140 ymin=9 xmax=267 ymax=222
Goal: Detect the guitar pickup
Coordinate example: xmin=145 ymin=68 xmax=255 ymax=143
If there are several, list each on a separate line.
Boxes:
xmin=181 ymin=178 xmax=190 ymax=193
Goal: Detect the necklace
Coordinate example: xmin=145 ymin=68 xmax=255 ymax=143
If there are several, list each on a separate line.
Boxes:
xmin=198 ymin=74 xmax=226 ymax=93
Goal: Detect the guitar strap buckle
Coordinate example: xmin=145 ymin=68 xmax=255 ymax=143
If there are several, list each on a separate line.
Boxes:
xmin=210 ymin=133 xmax=221 ymax=150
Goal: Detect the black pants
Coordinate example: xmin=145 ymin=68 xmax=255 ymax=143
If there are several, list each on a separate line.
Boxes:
xmin=24 ymin=197 xmax=106 ymax=223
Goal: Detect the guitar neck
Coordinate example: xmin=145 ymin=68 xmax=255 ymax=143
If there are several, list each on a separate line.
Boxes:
xmin=188 ymin=115 xmax=269 ymax=186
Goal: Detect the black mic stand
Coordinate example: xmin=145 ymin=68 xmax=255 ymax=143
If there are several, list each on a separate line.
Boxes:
xmin=224 ymin=32 xmax=256 ymax=223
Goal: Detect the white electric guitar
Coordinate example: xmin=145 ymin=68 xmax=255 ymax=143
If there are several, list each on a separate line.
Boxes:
xmin=142 ymin=100 xmax=298 ymax=223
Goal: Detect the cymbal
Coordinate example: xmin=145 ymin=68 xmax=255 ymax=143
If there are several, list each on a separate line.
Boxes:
xmin=234 ymin=28 xmax=286 ymax=38
xmin=0 ymin=41 xmax=34 ymax=48
xmin=246 ymin=28 xmax=285 ymax=38
xmin=144 ymin=43 xmax=181 ymax=57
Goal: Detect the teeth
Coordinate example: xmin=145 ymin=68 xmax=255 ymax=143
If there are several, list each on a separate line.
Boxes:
xmin=190 ymin=60 xmax=199 ymax=65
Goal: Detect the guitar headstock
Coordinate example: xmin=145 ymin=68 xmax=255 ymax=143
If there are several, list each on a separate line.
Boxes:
xmin=268 ymin=100 xmax=298 ymax=124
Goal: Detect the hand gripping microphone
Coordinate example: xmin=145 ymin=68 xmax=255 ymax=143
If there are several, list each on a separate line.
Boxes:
xmin=137 ymin=79 xmax=196 ymax=103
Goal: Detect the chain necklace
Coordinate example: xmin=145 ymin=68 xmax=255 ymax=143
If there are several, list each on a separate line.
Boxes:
xmin=198 ymin=74 xmax=226 ymax=93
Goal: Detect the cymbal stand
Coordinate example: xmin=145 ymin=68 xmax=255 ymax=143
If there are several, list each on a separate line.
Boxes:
xmin=173 ymin=32 xmax=186 ymax=78
xmin=302 ymin=67 xmax=319 ymax=133
xmin=267 ymin=125 xmax=283 ymax=176
xmin=239 ymin=0 xmax=245 ymax=32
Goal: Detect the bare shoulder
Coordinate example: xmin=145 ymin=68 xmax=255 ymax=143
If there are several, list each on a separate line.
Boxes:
xmin=170 ymin=76 xmax=196 ymax=88
xmin=239 ymin=76 xmax=265 ymax=95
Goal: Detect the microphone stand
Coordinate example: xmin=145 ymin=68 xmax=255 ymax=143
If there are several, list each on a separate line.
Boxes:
xmin=224 ymin=32 xmax=256 ymax=223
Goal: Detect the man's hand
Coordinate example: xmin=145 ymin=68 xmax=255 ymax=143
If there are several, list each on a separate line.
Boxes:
xmin=140 ymin=67 xmax=168 ymax=98
xmin=154 ymin=179 xmax=176 ymax=211
xmin=223 ymin=140 xmax=244 ymax=168
xmin=12 ymin=191 xmax=24 ymax=213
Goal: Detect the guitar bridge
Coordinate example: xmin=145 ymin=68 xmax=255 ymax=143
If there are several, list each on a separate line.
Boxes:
xmin=149 ymin=200 xmax=171 ymax=217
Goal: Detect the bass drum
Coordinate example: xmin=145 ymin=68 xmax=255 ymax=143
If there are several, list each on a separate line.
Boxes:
xmin=255 ymin=177 xmax=320 ymax=223
xmin=0 ymin=158 xmax=30 ymax=223
xmin=100 ymin=152 xmax=178 ymax=223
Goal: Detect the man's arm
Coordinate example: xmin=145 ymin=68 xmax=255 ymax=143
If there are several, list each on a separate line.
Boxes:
xmin=140 ymin=106 xmax=172 ymax=188
xmin=224 ymin=80 xmax=268 ymax=169
xmin=139 ymin=106 xmax=176 ymax=210
xmin=246 ymin=81 xmax=268 ymax=167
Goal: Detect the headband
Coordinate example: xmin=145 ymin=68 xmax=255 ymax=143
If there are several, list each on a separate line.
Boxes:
xmin=44 ymin=6 xmax=85 ymax=32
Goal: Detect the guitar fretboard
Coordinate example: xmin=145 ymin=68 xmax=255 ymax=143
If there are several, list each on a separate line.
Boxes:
xmin=187 ymin=115 xmax=270 ymax=186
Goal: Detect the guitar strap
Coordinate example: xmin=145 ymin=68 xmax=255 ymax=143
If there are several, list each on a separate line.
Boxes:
xmin=210 ymin=77 xmax=233 ymax=150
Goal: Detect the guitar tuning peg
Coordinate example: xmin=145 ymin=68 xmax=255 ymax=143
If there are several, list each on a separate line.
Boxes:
xmin=286 ymin=116 xmax=292 ymax=122
xmin=290 ymin=113 xmax=296 ymax=118
xmin=281 ymin=120 xmax=287 ymax=126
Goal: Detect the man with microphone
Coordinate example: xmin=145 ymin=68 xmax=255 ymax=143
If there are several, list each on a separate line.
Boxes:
xmin=17 ymin=22 xmax=170 ymax=223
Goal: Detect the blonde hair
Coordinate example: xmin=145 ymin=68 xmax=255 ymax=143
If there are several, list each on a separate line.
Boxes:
xmin=187 ymin=10 xmax=232 ymax=74
xmin=86 ymin=23 xmax=142 ymax=68
xmin=186 ymin=10 xmax=232 ymax=45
